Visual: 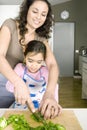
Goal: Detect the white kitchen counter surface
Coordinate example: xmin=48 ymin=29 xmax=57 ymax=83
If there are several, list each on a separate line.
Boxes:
xmin=64 ymin=108 xmax=87 ymax=130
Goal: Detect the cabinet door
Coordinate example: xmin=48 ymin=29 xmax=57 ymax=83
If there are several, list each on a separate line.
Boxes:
xmin=82 ymin=62 xmax=87 ymax=99
xmin=54 ymin=23 xmax=74 ymax=76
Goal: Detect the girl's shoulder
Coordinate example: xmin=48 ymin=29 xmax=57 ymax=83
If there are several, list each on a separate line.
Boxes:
xmin=15 ymin=63 xmax=26 ymax=70
xmin=14 ymin=63 xmax=26 ymax=77
xmin=40 ymin=65 xmax=48 ymax=73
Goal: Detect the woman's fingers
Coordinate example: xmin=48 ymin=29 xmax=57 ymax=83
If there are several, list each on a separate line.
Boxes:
xmin=50 ymin=104 xmax=62 ymax=119
xmin=39 ymin=97 xmax=62 ymax=119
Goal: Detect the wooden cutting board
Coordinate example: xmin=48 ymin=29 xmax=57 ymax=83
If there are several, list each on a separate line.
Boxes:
xmin=3 ymin=109 xmax=82 ymax=130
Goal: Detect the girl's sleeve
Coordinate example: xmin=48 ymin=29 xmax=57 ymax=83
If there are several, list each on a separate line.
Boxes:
xmin=6 ymin=63 xmax=24 ymax=93
xmin=41 ymin=66 xmax=49 ymax=84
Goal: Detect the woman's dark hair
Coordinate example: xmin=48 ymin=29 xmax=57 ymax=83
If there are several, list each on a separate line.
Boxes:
xmin=24 ymin=40 xmax=46 ymax=60
xmin=16 ymin=0 xmax=54 ymax=44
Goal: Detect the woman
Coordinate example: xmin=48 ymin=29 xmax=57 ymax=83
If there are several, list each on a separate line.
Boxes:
xmin=0 ymin=0 xmax=61 ymax=119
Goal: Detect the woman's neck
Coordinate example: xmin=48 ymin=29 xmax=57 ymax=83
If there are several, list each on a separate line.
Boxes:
xmin=26 ymin=24 xmax=35 ymax=36
xmin=25 ymin=25 xmax=36 ymax=43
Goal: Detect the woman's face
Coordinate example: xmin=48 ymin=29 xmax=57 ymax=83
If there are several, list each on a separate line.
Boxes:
xmin=27 ymin=0 xmax=48 ymax=30
xmin=25 ymin=52 xmax=44 ymax=73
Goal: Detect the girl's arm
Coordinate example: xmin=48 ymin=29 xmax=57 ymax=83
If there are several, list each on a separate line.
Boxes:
xmin=6 ymin=63 xmax=24 ymax=93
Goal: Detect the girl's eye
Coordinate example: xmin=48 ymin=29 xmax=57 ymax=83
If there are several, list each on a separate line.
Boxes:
xmin=37 ymin=61 xmax=42 ymax=64
xmin=37 ymin=60 xmax=43 ymax=64
xmin=28 ymin=60 xmax=33 ymax=63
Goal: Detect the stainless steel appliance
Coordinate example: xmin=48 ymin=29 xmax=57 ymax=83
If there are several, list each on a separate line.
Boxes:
xmin=79 ymin=46 xmax=87 ymax=56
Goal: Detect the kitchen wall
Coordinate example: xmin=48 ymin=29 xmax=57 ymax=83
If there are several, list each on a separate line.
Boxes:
xmin=0 ymin=5 xmax=20 ymax=26
xmin=52 ymin=0 xmax=87 ymax=75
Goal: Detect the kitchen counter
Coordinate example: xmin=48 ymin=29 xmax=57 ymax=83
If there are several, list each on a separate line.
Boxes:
xmin=67 ymin=108 xmax=87 ymax=130
xmin=79 ymin=55 xmax=87 ymax=99
xmin=0 ymin=108 xmax=87 ymax=130
xmin=82 ymin=56 xmax=87 ymax=99
xmin=79 ymin=55 xmax=87 ymax=75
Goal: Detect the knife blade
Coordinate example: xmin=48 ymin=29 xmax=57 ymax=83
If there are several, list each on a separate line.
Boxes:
xmin=26 ymin=101 xmax=46 ymax=125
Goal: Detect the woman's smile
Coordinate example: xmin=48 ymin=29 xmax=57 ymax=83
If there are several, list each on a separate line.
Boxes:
xmin=27 ymin=1 xmax=48 ymax=29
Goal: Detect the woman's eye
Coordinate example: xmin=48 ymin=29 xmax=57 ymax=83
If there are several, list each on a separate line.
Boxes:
xmin=32 ymin=10 xmax=38 ymax=13
xmin=42 ymin=14 xmax=47 ymax=17
xmin=32 ymin=10 xmax=47 ymax=17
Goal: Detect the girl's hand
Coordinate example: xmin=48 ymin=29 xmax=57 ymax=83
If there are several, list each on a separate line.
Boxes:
xmin=14 ymin=78 xmax=35 ymax=113
xmin=39 ymin=92 xmax=62 ymax=119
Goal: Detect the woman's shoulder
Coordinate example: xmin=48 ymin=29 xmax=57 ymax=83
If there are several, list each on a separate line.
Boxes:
xmin=1 ymin=18 xmax=17 ymax=33
xmin=1 ymin=18 xmax=16 ymax=26
xmin=3 ymin=18 xmax=15 ymax=24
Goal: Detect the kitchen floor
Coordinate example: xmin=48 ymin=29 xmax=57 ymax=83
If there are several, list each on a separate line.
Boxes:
xmin=59 ymin=77 xmax=87 ymax=108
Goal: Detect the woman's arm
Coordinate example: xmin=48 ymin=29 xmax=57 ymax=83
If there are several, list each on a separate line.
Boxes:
xmin=0 ymin=26 xmax=35 ymax=112
xmin=45 ymin=42 xmax=59 ymax=94
xmin=39 ymin=41 xmax=62 ymax=119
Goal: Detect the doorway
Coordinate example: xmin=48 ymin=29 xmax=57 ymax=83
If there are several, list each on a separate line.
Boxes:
xmin=53 ymin=22 xmax=74 ymax=77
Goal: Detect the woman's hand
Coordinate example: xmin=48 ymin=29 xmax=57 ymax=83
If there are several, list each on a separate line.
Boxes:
xmin=39 ymin=92 xmax=62 ymax=119
xmin=14 ymin=78 xmax=35 ymax=113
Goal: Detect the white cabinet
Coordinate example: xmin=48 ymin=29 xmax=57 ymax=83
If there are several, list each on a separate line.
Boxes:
xmin=79 ymin=56 xmax=87 ymax=99
xmin=82 ymin=57 xmax=87 ymax=99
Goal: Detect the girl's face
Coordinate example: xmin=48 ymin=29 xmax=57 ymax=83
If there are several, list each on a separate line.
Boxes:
xmin=27 ymin=0 xmax=48 ymax=30
xmin=25 ymin=52 xmax=44 ymax=73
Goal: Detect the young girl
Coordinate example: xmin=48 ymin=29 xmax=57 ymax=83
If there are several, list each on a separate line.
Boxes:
xmin=6 ymin=40 xmax=58 ymax=109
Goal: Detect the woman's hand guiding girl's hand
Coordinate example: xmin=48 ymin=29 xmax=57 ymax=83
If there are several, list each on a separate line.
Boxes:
xmin=14 ymin=77 xmax=35 ymax=113
xmin=39 ymin=92 xmax=62 ymax=119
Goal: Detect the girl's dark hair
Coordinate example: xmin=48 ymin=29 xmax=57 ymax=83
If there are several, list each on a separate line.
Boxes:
xmin=16 ymin=0 xmax=54 ymax=44
xmin=24 ymin=40 xmax=46 ymax=60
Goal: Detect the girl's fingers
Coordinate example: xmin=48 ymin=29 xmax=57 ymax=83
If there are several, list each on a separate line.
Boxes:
xmin=27 ymin=99 xmax=35 ymax=113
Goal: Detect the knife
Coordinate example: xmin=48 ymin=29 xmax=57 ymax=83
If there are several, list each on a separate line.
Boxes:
xmin=26 ymin=101 xmax=46 ymax=125
xmin=26 ymin=101 xmax=36 ymax=113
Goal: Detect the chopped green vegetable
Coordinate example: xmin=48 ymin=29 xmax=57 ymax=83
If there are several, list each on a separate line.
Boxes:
xmin=0 ymin=117 xmax=7 ymax=129
xmin=31 ymin=112 xmax=66 ymax=130
xmin=7 ymin=114 xmax=30 ymax=130
xmin=0 ymin=113 xmax=66 ymax=130
xmin=55 ymin=124 xmax=66 ymax=130
xmin=46 ymin=122 xmax=66 ymax=130
xmin=30 ymin=111 xmax=46 ymax=125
